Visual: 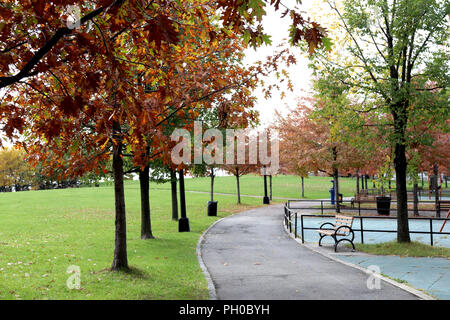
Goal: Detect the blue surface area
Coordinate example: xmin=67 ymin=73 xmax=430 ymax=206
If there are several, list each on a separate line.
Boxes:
xmin=337 ymin=255 xmax=450 ymax=300
xmin=419 ymin=196 xmax=450 ymax=201
xmin=296 ymin=216 xmax=450 ymax=248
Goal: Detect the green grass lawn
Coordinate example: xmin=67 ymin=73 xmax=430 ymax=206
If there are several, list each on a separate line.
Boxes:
xmin=0 ymin=174 xmax=439 ymax=300
xmin=3 ymin=174 xmax=345 ymax=300
xmin=2 ymin=174 xmax=344 ymax=300
xmin=0 ymin=184 xmax=278 ymax=300
xmin=146 ymin=174 xmax=359 ymax=200
xmin=354 ymin=241 xmax=450 ymax=258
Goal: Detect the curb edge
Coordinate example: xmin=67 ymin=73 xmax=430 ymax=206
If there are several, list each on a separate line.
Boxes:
xmin=196 ymin=217 xmax=225 ymax=300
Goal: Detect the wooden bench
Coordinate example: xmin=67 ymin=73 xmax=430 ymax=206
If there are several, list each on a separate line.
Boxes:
xmin=437 ymin=200 xmax=450 ymax=215
xmin=317 ymin=215 xmax=355 ymax=252
xmin=350 ymin=196 xmax=375 ymax=208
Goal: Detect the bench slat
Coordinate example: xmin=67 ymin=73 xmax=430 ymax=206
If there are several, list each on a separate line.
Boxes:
xmin=317 ymin=230 xmax=347 ymax=236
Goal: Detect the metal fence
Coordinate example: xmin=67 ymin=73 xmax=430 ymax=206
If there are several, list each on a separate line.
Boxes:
xmin=286 ymin=198 xmax=449 ymax=217
xmin=284 ymin=202 xmax=450 ymax=247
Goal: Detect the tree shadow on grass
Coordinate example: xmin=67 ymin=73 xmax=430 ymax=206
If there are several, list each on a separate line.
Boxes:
xmin=95 ymin=266 xmax=150 ymax=279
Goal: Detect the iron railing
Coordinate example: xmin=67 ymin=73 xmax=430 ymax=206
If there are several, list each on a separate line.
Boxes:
xmin=286 ymin=198 xmax=449 ymax=217
xmin=284 ymin=202 xmax=450 ymax=247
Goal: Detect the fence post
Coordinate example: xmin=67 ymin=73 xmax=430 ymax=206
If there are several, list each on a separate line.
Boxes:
xmin=360 ymin=217 xmax=364 ymax=244
xmin=358 ymin=201 xmax=361 ymax=216
xmin=284 ymin=207 xmax=288 ymax=228
xmin=321 ymin=201 xmax=324 ymax=215
xmin=301 ymin=214 xmax=305 ymax=244
xmin=289 ymin=211 xmax=292 ymax=233
xmin=430 ymin=218 xmax=434 ymax=246
xmin=295 ymin=212 xmax=297 ymax=238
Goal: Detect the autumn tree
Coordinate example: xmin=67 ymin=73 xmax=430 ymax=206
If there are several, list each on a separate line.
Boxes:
xmin=222 ymin=129 xmax=257 ymax=204
xmin=274 ymin=97 xmax=366 ymax=208
xmin=310 ymin=0 xmax=449 ymax=241
xmin=0 ymin=147 xmax=33 ymax=191
xmin=0 ymin=1 xmax=327 ymax=271
xmin=13 ymin=2 xmax=258 ymax=269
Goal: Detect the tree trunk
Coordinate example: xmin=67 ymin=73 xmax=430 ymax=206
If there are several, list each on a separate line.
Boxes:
xmin=421 ymin=172 xmax=424 ymax=188
xmin=111 ymin=121 xmax=128 ymax=271
xmin=210 ymin=168 xmax=215 ymax=202
xmin=356 ymin=172 xmax=360 ymax=195
xmin=301 ymin=176 xmax=305 ymax=198
xmin=434 ymin=164 xmax=440 ymax=217
xmin=394 ymin=140 xmax=411 ymax=243
xmin=178 ymin=169 xmax=190 ymax=232
xmin=263 ymin=170 xmax=268 ymax=199
xmin=332 ymin=147 xmax=340 ymax=213
xmin=364 ymin=175 xmax=368 ymax=190
xmin=170 ymin=169 xmax=178 ymax=221
xmin=334 ymin=168 xmax=340 ymax=213
xmin=269 ymin=175 xmax=272 ymax=200
xmin=179 ymin=170 xmax=186 ymax=218
xmin=413 ymin=183 xmax=419 ymax=217
xmin=139 ymin=165 xmax=154 ymax=239
xmin=236 ymin=168 xmax=241 ymax=204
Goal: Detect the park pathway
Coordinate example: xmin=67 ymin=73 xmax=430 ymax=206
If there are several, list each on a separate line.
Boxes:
xmin=200 ymin=204 xmax=419 ymax=300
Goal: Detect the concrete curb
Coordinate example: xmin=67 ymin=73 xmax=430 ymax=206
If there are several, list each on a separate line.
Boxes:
xmin=282 ymin=221 xmax=436 ymax=300
xmin=196 ymin=217 xmax=225 ymax=300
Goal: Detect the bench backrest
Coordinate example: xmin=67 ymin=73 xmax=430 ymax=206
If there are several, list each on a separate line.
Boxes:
xmin=334 ymin=215 xmax=354 ymax=233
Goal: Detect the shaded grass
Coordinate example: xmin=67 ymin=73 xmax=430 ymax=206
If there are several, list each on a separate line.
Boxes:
xmin=0 ymin=185 xmax=277 ymax=300
xmin=354 ymin=241 xmax=450 ymax=258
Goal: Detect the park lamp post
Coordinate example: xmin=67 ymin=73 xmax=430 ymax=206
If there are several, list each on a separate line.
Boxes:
xmin=178 ymin=169 xmax=190 ymax=232
xmin=263 ymin=166 xmax=270 ymax=205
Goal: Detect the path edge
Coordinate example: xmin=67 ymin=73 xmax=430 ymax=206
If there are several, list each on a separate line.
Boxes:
xmin=197 ymin=204 xmax=283 ymax=300
xmin=282 ymin=222 xmax=436 ymax=300
xmin=196 ymin=217 xmax=225 ymax=300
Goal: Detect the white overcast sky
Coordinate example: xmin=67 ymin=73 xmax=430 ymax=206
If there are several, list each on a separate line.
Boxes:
xmin=243 ymin=0 xmax=318 ymax=128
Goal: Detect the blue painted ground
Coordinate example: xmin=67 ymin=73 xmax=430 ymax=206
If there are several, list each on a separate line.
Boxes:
xmin=419 ymin=196 xmax=450 ymax=201
xmin=296 ymin=216 xmax=450 ymax=248
xmin=337 ymin=255 xmax=450 ymax=300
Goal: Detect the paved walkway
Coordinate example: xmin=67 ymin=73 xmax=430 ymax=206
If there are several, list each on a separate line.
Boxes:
xmin=200 ymin=204 xmax=418 ymax=300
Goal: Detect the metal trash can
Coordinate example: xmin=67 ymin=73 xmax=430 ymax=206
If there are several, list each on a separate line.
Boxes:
xmin=376 ymin=196 xmax=391 ymax=215
xmin=207 ymin=201 xmax=218 ymax=216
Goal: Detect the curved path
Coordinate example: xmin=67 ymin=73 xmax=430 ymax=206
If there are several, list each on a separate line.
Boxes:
xmin=200 ymin=204 xmax=419 ymax=300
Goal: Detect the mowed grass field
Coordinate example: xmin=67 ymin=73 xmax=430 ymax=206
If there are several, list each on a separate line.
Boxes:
xmin=150 ymin=174 xmax=360 ymax=200
xmin=0 ymin=174 xmax=355 ymax=300
xmin=0 ymin=184 xmax=273 ymax=300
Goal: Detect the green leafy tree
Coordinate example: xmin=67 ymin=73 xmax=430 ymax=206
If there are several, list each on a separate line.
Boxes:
xmin=311 ymin=0 xmax=449 ymax=242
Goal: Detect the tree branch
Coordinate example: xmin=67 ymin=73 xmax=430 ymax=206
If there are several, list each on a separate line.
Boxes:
xmin=0 ymin=0 xmax=126 ymax=89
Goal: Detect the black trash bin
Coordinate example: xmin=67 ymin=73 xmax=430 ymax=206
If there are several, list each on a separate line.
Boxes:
xmin=376 ymin=196 xmax=391 ymax=215
xmin=207 ymin=201 xmax=218 ymax=216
